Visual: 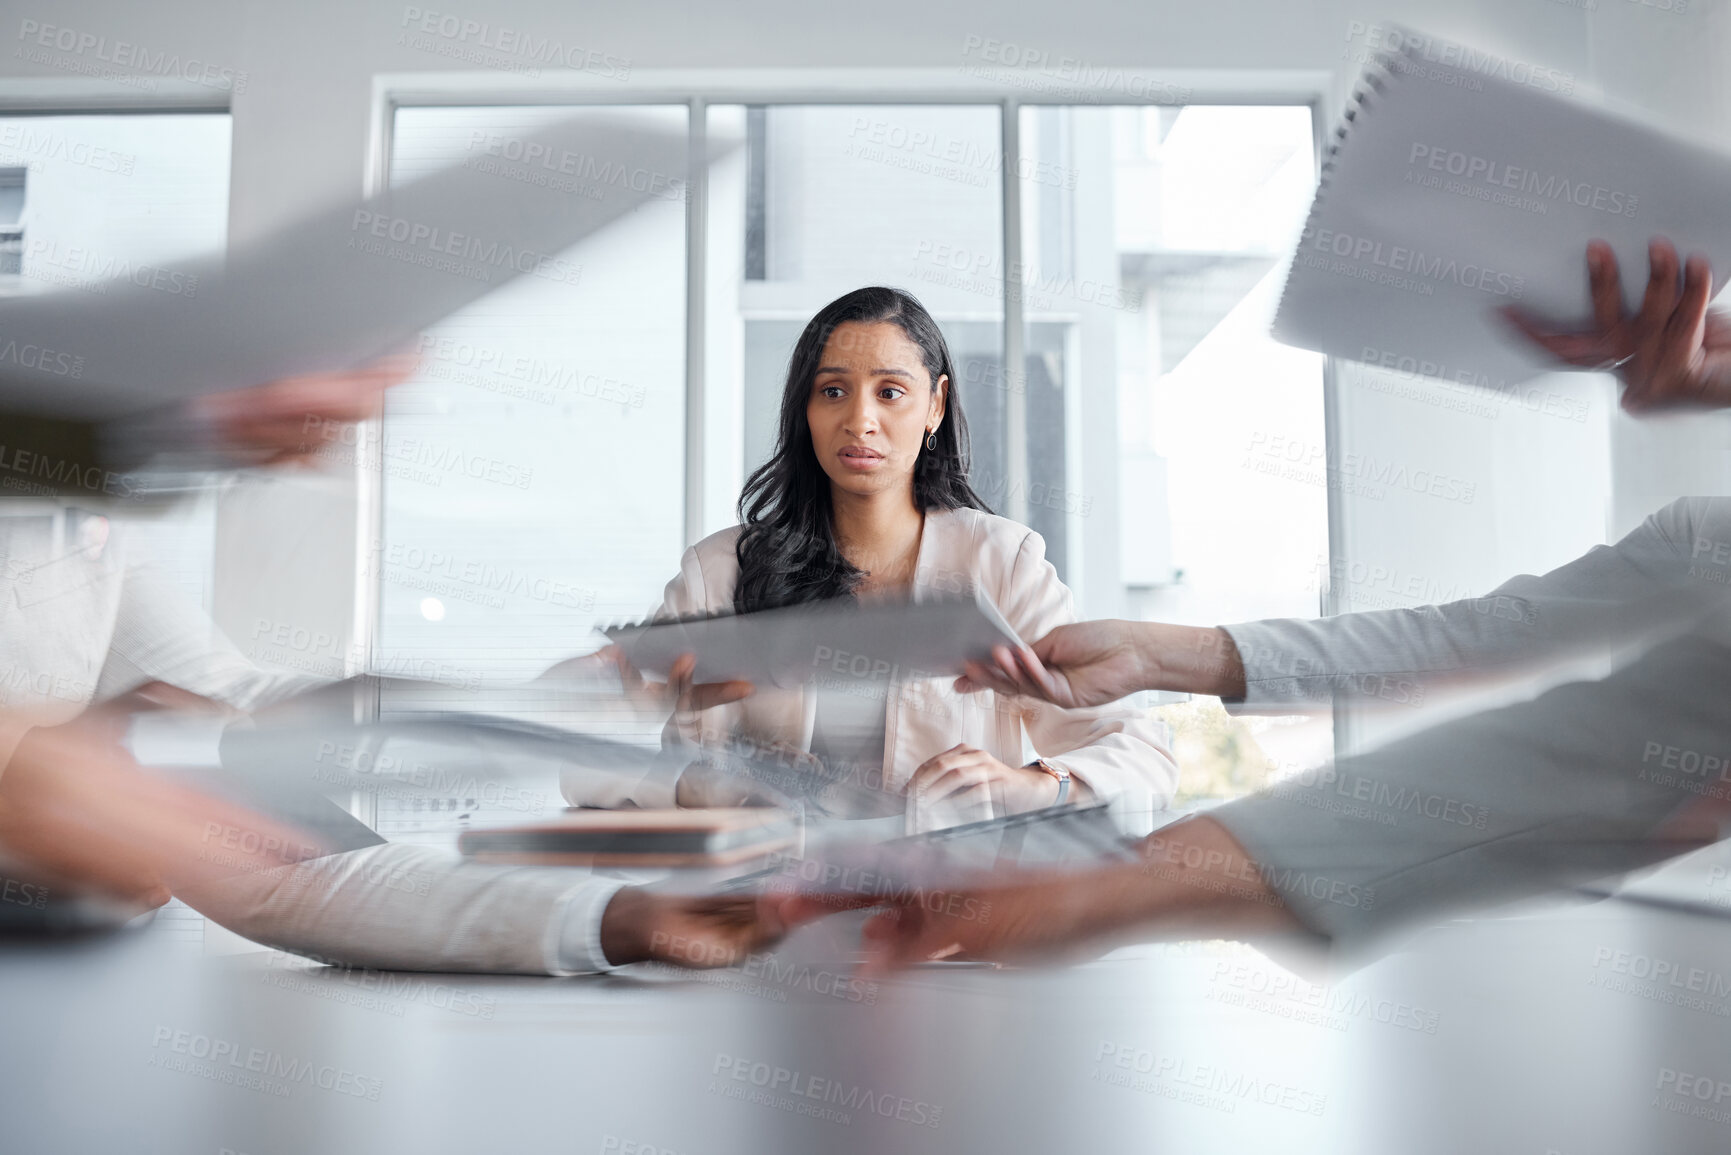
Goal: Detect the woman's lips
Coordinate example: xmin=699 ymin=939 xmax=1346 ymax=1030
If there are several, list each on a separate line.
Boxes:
xmin=838 ymin=445 xmax=886 ymax=470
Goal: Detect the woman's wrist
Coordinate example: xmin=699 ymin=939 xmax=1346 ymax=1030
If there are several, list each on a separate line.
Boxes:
xmin=1019 ymin=761 xmax=1096 ymax=812
xmin=1023 ymin=760 xmax=1063 ymax=806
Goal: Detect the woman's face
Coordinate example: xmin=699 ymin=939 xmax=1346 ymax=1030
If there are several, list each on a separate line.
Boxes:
xmin=805 ymin=321 xmax=947 ymax=503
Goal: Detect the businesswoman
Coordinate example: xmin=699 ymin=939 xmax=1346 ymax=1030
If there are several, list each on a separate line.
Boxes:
xmin=579 ymin=286 xmax=1175 ymax=831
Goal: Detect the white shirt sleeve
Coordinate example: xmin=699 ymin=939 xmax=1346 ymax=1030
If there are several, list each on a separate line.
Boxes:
xmin=180 ymin=843 xmax=628 ymax=975
xmin=97 ymin=549 xmax=327 ymax=711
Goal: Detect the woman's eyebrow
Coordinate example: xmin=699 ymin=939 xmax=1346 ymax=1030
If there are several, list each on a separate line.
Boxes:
xmin=815 ymin=365 xmax=915 ymax=379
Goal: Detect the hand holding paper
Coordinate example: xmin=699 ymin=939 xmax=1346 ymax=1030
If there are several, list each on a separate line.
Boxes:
xmin=186 ymin=352 xmax=418 ymax=465
xmin=0 ymin=111 xmax=702 ymax=422
xmin=1273 ymin=26 xmax=1731 ymax=392
xmin=1506 ymin=238 xmax=1731 ymax=413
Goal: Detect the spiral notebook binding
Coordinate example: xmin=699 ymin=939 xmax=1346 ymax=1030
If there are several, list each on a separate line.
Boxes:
xmin=1328 ymin=52 xmax=1397 ymax=163
xmin=1271 ymin=45 xmax=1404 ymax=336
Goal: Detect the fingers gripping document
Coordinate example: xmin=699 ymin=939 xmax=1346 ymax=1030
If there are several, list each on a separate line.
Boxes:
xmin=1273 ymin=26 xmax=1731 ymax=387
xmin=0 ymin=112 xmax=730 ymax=421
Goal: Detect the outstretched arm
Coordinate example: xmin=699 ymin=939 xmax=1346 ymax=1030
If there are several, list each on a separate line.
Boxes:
xmin=180 ymin=841 xmax=793 ymax=975
xmin=776 ymin=815 xmax=1302 ymax=972
xmin=844 ymin=630 xmax=1731 ymax=970
xmin=963 ymin=241 xmax=1731 ymax=714
xmin=965 ymin=492 xmax=1723 ymax=713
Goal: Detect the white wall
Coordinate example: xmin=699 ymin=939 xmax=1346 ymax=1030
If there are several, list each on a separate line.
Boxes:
xmin=5 ymin=0 xmax=1727 ymax=694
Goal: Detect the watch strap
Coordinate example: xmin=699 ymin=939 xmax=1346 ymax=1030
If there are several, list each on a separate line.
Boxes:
xmin=1032 ymin=758 xmax=1071 ymax=805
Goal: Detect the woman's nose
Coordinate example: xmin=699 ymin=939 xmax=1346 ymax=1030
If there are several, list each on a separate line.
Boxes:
xmin=843 ymin=396 xmax=879 ymax=434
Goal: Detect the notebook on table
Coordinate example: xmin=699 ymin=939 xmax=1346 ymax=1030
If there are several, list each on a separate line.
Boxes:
xmin=457 ymin=807 xmax=799 ymax=867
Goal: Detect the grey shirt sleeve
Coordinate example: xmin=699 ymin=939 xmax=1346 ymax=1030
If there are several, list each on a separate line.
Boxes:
xmin=1220 ymin=497 xmax=1723 ymax=709
xmin=1209 ymin=629 xmax=1731 ymax=952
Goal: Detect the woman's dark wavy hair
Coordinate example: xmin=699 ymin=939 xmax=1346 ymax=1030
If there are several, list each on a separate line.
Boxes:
xmin=733 ymin=286 xmax=990 ymax=613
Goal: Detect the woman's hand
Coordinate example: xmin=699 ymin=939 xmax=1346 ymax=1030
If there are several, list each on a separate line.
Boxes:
xmin=1504 ymin=238 xmax=1731 ymax=414
xmin=541 ymin=648 xmax=753 ymax=717
xmin=673 ymin=742 xmax=807 ymax=809
xmin=666 ymin=652 xmax=755 ymax=722
xmin=534 ymin=647 xmax=753 ymax=722
xmin=0 ymin=717 xmax=326 ymax=908
xmin=578 ymin=647 xmax=758 ymax=808
xmin=907 ymin=743 xmax=1064 ymax=817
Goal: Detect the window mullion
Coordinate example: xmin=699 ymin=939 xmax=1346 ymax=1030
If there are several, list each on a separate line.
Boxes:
xmin=685 ymin=98 xmax=708 ymax=546
xmin=1001 ymin=98 xmax=1028 ymax=525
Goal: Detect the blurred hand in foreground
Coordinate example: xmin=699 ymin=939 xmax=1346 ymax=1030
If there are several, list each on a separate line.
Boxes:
xmin=0 ymin=711 xmax=325 ymax=910
xmin=190 ymin=352 xmax=419 ymax=465
xmin=772 ymin=817 xmax=1301 ymax=973
xmin=600 ymin=889 xmax=794 ymax=967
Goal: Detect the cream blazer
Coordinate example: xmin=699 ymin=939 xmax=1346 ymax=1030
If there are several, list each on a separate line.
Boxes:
xmin=595 ymin=508 xmax=1177 ymax=832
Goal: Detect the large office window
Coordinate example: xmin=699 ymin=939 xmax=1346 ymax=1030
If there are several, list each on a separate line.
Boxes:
xmin=1022 ymin=106 xmax=1323 ymax=621
xmin=375 ymin=93 xmax=1330 ymax=807
xmin=0 ymin=109 xmax=232 ymax=944
xmin=0 ymin=111 xmax=232 ymax=613
xmin=1017 ymin=105 xmax=1331 ymax=795
xmin=374 ymin=106 xmax=688 ymax=839
xmin=380 ymin=105 xmax=688 ymax=685
xmin=703 ymin=104 xmax=1005 ymax=539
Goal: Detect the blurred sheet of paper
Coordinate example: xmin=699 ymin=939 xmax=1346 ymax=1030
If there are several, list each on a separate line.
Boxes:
xmin=606 ymin=589 xmax=1024 ymax=688
xmin=0 ymin=112 xmax=715 ymax=419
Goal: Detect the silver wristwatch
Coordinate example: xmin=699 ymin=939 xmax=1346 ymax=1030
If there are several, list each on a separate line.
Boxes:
xmin=1031 ymin=758 xmax=1071 ymax=805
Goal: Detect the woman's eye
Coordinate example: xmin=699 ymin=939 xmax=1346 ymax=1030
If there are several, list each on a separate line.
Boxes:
xmin=820 ymin=385 xmax=845 ymax=399
xmin=878 ymin=387 xmax=904 ymax=400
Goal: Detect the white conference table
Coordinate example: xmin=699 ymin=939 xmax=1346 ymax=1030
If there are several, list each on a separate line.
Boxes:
xmin=6 ymin=874 xmax=1731 ymax=1155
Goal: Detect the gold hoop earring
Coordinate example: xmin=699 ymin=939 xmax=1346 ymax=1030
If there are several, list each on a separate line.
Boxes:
xmin=925 ymin=429 xmax=937 ymax=452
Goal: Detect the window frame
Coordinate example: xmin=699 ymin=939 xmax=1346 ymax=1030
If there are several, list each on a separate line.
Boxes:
xmin=0 ymin=85 xmax=235 ymax=585
xmin=362 ymin=68 xmax=1342 ymax=708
